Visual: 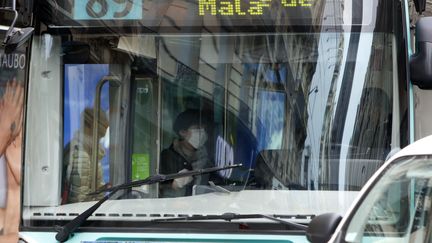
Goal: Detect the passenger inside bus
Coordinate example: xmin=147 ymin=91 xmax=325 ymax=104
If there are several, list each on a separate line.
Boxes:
xmin=159 ymin=109 xmax=212 ymax=198
xmin=62 ymin=108 xmax=109 ymax=203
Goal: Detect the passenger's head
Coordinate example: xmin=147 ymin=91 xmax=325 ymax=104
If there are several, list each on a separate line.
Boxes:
xmin=173 ymin=109 xmax=209 ymax=149
xmin=81 ymin=108 xmax=109 ymax=139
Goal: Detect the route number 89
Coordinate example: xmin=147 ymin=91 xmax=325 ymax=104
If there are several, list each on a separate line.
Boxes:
xmin=74 ymin=0 xmax=142 ymax=20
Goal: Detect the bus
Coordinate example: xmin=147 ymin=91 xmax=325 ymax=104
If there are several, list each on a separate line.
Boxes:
xmin=0 ymin=0 xmax=428 ymax=242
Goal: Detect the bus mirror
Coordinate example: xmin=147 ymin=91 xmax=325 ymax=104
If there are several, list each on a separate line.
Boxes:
xmin=4 ymin=27 xmax=34 ymax=54
xmin=1 ymin=0 xmax=34 ymax=54
xmin=413 ymin=0 xmax=426 ymax=14
xmin=410 ymin=17 xmax=432 ymax=89
xmin=306 ymin=213 xmax=342 ymax=243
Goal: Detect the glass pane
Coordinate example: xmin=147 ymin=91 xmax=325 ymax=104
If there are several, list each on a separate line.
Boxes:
xmin=63 ymin=64 xmax=112 ymax=203
xmin=22 ymin=31 xmax=401 ymax=217
xmin=130 ymin=77 xmax=158 ymax=197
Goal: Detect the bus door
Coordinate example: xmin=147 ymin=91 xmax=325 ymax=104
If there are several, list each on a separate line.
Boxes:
xmin=62 ymin=46 xmax=128 ymax=201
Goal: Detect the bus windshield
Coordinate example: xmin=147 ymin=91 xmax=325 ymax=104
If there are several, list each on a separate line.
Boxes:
xmin=22 ymin=0 xmax=408 ymax=229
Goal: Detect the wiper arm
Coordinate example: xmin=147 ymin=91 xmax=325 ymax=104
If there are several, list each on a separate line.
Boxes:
xmin=152 ymin=212 xmax=307 ymax=231
xmin=55 ymin=164 xmax=242 ymax=242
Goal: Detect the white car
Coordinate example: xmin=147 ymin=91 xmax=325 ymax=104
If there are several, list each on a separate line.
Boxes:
xmin=307 ymin=134 xmax=432 ymax=243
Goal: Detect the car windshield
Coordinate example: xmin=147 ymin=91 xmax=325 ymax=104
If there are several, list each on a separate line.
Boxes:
xmin=344 ymin=156 xmax=432 ymax=243
xmin=22 ymin=0 xmax=408 ymax=229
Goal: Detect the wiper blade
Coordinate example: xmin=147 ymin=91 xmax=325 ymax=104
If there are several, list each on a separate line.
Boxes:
xmin=152 ymin=212 xmax=308 ymax=231
xmin=89 ymin=164 xmax=241 ymax=195
xmin=55 ymin=164 xmax=242 ymax=242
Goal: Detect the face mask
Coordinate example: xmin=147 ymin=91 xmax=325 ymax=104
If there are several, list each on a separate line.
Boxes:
xmin=187 ymin=128 xmax=208 ymax=149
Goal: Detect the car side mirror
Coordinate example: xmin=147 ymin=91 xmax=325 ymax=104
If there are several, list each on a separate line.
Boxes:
xmin=306 ymin=213 xmax=342 ymax=243
xmin=410 ymin=17 xmax=432 ymax=89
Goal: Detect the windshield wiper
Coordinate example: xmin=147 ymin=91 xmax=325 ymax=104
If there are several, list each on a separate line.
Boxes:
xmin=152 ymin=212 xmax=307 ymax=231
xmin=55 ymin=164 xmax=242 ymax=242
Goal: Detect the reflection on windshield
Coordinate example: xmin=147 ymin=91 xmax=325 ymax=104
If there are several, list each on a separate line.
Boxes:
xmin=55 ymin=30 xmax=398 ymax=205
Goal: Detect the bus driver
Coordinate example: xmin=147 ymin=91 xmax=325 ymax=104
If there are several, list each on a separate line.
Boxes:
xmin=159 ymin=109 xmax=211 ymax=198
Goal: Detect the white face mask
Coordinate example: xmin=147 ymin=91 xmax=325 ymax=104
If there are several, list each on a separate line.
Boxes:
xmin=187 ymin=128 xmax=208 ymax=149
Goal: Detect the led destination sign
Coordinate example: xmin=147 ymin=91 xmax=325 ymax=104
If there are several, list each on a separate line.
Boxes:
xmin=73 ymin=0 xmax=313 ymax=20
xmin=45 ymin=0 xmax=371 ymax=31
xmin=199 ymin=0 xmax=312 ymax=16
